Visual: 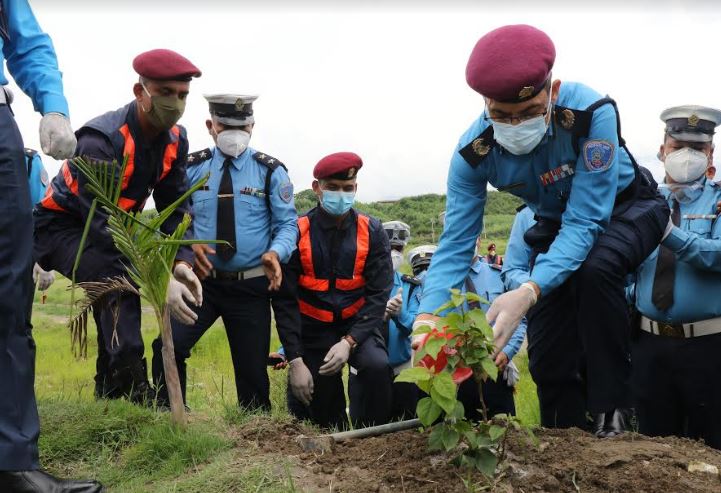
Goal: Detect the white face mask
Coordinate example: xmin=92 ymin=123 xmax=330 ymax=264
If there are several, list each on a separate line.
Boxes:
xmin=216 ymin=129 xmax=251 ymax=158
xmin=391 ymin=250 xmax=403 ymax=271
xmin=490 ymin=93 xmax=552 ymax=156
xmin=663 ymin=147 xmax=709 ymax=183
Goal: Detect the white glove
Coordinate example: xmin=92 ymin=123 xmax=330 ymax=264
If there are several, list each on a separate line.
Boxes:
xmin=661 ymin=217 xmax=675 ymax=242
xmin=318 ymin=338 xmax=352 ymax=375
xmin=166 ymin=278 xmax=199 ymax=325
xmin=486 ymin=284 xmax=536 ymax=356
xmin=385 ymin=292 xmax=403 ymax=318
xmin=39 ymin=112 xmax=77 ymax=159
xmin=503 ymin=360 xmax=520 ymax=387
xmin=32 ymin=263 xmax=55 ymax=291
xmin=288 ymin=357 xmax=314 ymax=406
xmin=174 ymin=262 xmax=202 ymax=307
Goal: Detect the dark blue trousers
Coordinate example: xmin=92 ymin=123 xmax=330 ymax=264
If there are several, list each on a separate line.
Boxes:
xmin=0 ymin=105 xmax=39 ymax=470
xmin=152 ymin=276 xmax=273 ymax=410
xmin=526 ymin=191 xmax=668 ymax=427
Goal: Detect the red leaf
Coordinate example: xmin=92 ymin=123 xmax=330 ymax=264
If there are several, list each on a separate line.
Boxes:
xmin=452 ymin=366 xmax=473 ymax=385
xmin=433 ymin=350 xmax=448 ymax=373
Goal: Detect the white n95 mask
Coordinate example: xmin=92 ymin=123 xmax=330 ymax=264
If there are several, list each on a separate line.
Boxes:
xmin=663 ymin=147 xmax=709 ymax=184
xmin=217 ymin=129 xmax=250 ymax=158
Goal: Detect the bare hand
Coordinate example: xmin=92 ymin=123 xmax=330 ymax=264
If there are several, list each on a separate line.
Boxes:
xmin=269 ymin=352 xmax=288 ymax=370
xmin=192 ymin=244 xmax=215 ymax=280
xmin=262 ymin=251 xmax=282 ymax=291
xmin=494 ymin=351 xmax=509 ymax=371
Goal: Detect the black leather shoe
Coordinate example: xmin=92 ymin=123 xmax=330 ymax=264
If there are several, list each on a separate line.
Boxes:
xmin=592 ymin=413 xmax=606 ymax=437
xmin=595 ymin=408 xmax=632 ymax=438
xmin=0 ymin=469 xmax=103 ymax=492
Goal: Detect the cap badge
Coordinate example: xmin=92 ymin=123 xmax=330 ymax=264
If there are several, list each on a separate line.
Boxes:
xmin=347 ymin=168 xmax=356 ymax=178
xmin=235 ymin=99 xmax=245 ymax=112
xmin=471 ymin=138 xmax=490 ymax=157
xmin=560 ymin=109 xmax=576 ymax=130
xmin=688 ymin=114 xmax=699 ymax=127
xmin=518 ymin=86 xmax=535 ymax=99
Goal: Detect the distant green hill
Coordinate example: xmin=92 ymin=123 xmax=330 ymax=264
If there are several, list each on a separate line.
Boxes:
xmin=295 ymin=189 xmax=523 ymax=254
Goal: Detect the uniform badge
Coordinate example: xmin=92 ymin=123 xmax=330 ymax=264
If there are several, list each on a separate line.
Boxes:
xmin=347 ymin=168 xmax=356 ymax=178
xmin=471 ymin=138 xmax=490 ymax=157
xmin=583 ymin=140 xmax=615 ymax=172
xmin=560 ymin=109 xmax=575 ymax=130
xmin=688 ymin=114 xmax=699 ymax=127
xmin=518 ymin=86 xmax=534 ymax=99
xmin=40 ymin=168 xmax=49 ymax=187
xmin=279 ymin=182 xmax=294 ymax=203
xmin=235 ymin=99 xmax=245 ymax=112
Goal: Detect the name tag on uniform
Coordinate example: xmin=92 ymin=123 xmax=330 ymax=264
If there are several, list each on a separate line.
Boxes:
xmin=239 ymin=187 xmax=266 ymax=199
xmin=540 ymin=164 xmax=574 ymax=186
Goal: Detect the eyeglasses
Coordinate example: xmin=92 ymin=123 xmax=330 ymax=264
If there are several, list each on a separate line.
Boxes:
xmin=484 ymin=108 xmax=551 ymax=125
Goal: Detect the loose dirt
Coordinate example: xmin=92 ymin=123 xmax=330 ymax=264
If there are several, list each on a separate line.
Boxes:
xmin=233 ymin=417 xmax=721 ymax=492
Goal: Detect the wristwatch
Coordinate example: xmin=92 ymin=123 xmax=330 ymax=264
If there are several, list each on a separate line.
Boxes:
xmin=342 ymin=335 xmax=357 ymax=351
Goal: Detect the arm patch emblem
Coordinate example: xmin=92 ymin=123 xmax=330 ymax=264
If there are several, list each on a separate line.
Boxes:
xmin=583 ymin=140 xmax=615 ymax=172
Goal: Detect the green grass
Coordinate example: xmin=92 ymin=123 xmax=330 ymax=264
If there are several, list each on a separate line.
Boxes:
xmin=31 ymin=276 xmax=539 ymax=491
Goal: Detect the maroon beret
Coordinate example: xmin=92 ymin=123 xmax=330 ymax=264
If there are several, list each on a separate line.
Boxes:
xmin=133 ymin=49 xmax=202 ymax=81
xmin=465 ymin=24 xmax=555 ymax=103
xmin=313 ymin=152 xmax=363 ymax=180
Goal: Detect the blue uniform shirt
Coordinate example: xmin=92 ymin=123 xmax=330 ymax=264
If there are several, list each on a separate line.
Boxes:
xmin=463 ymin=259 xmax=527 ymax=360
xmin=387 ymin=270 xmax=421 ymax=368
xmin=501 ymin=206 xmax=536 ymax=291
xmin=1 ymin=1 xmax=69 ymax=115
xmin=420 ymin=82 xmax=635 ymax=314
xmin=634 ymin=180 xmax=721 ymax=323
xmin=188 ymin=146 xmax=298 ymax=270
xmin=25 ymin=151 xmax=47 ymax=206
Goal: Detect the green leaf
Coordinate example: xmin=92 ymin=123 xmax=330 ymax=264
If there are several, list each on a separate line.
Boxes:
xmin=417 ymin=378 xmax=431 ymax=394
xmin=430 ymin=372 xmax=457 ymax=414
xmin=416 ymin=397 xmax=442 ymax=427
xmin=428 ymin=425 xmax=445 ymax=451
xmin=423 ymin=336 xmax=446 ymax=360
xmin=481 ymin=357 xmax=499 ymax=381
xmin=442 ymin=312 xmax=464 ymax=330
xmin=433 ymin=299 xmax=456 ymax=316
xmin=441 ymin=427 xmax=460 ymax=451
xmin=411 ymin=324 xmax=433 ymax=336
xmin=489 ymin=425 xmax=506 ymax=442
xmin=475 ymin=448 xmax=498 ymax=477
xmin=395 ymin=366 xmax=432 ymax=384
xmin=451 ymin=291 xmax=466 ymax=308
xmin=449 ymin=400 xmax=465 ymax=420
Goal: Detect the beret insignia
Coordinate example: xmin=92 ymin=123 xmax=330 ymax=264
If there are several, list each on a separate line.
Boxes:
xmin=518 ymin=86 xmax=535 ymax=99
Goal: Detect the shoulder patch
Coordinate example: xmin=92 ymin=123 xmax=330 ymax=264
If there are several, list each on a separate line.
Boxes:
xmin=553 ymin=106 xmax=593 ymax=138
xmin=253 ymin=152 xmax=287 ymax=171
xmin=401 ymin=274 xmax=422 ymax=286
xmin=186 ymin=148 xmax=211 ymax=166
xmin=458 ymin=126 xmax=495 ymax=169
xmin=583 ymin=140 xmax=615 ymax=172
xmin=279 ymin=181 xmax=294 ymax=203
xmin=24 ymin=147 xmax=38 ymax=158
xmin=40 ymin=168 xmax=49 ymax=186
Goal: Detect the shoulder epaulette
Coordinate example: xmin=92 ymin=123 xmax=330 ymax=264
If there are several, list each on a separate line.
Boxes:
xmin=186 ymin=148 xmax=211 ymax=166
xmin=553 ymin=105 xmax=593 ymax=139
xmin=458 ymin=125 xmax=495 ymax=169
xmin=401 ymin=274 xmax=422 ymax=286
xmin=253 ymin=152 xmax=287 ymax=171
xmin=515 ymin=203 xmax=528 ymax=213
xmin=24 ymin=148 xmax=38 ymax=158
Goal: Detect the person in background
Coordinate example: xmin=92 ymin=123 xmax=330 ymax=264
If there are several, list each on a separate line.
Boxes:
xmin=630 ymin=105 xmax=721 ymax=449
xmin=485 ymin=242 xmax=502 ymax=267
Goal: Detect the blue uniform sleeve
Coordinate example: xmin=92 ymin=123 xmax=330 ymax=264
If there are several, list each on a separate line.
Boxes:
xmin=419 ymin=149 xmax=487 ymax=314
xmin=662 ymin=222 xmax=721 ymax=272
xmin=268 ymin=167 xmax=299 ymax=262
xmin=4 ymin=1 xmax=69 ymax=115
xmin=531 ymin=104 xmax=620 ymax=293
xmin=501 ymin=317 xmax=527 ymax=361
xmin=392 ymin=280 xmax=416 ymax=336
xmin=501 ymin=208 xmax=534 ymax=291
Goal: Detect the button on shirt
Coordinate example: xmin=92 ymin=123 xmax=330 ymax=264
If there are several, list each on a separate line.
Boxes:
xmin=464 ymin=259 xmax=527 ymax=360
xmin=188 ymin=147 xmax=298 ymax=270
xmin=635 ymin=180 xmax=721 ymax=323
xmin=420 ymin=82 xmax=636 ymax=314
xmin=501 ymin=206 xmax=537 ymax=291
xmin=0 ymin=1 xmax=69 ymax=115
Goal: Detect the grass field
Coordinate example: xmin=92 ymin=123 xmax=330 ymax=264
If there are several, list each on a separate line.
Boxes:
xmin=31 ymin=277 xmax=539 ymax=492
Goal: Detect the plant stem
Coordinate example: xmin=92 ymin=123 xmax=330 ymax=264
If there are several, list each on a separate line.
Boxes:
xmin=158 ymin=306 xmax=186 ymax=427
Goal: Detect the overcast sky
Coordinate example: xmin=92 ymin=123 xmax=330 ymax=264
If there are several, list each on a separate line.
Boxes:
xmin=10 ymin=1 xmax=721 ymax=202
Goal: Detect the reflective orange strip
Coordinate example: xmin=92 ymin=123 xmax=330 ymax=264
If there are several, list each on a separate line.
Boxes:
xmin=335 ymin=214 xmax=370 ymax=291
xmin=117 ymin=197 xmax=137 ymax=211
xmin=118 ymin=124 xmax=135 ymax=190
xmin=341 ymin=297 xmax=366 ymax=319
xmin=158 ymin=126 xmax=180 ymax=181
xmin=61 ymin=160 xmax=78 ymax=196
xmin=298 ymin=216 xmax=315 ymax=276
xmin=299 ymin=300 xmax=334 ymax=322
xmin=336 ymin=277 xmax=365 ymax=290
xmin=40 ymin=187 xmax=66 ymax=212
xmin=299 ymin=275 xmax=330 ymax=291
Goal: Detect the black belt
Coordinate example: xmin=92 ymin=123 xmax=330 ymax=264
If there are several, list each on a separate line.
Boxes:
xmin=209 ymin=266 xmax=265 ymax=281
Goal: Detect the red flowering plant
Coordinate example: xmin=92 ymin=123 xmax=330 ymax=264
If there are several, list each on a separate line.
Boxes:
xmin=396 ymin=289 xmax=536 ymax=479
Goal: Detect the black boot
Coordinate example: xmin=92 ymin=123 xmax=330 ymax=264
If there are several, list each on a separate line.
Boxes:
xmin=109 ymin=358 xmax=156 ymax=407
xmin=594 ymin=408 xmax=632 ymax=438
xmin=0 ymin=469 xmax=103 ymax=492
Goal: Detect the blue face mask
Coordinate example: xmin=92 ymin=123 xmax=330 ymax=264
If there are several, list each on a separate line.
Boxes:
xmin=321 ymin=190 xmax=355 ymax=216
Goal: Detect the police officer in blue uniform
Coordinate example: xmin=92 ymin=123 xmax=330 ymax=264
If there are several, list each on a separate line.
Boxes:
xmin=34 ymin=49 xmax=203 ymax=406
xmin=0 ymin=1 xmax=104 ymax=491
xmin=414 ymin=24 xmax=669 ymax=437
xmin=284 ymin=152 xmax=393 ymax=429
xmin=152 ymin=93 xmax=299 ymax=411
xmin=630 ymin=106 xmax=721 ymax=449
